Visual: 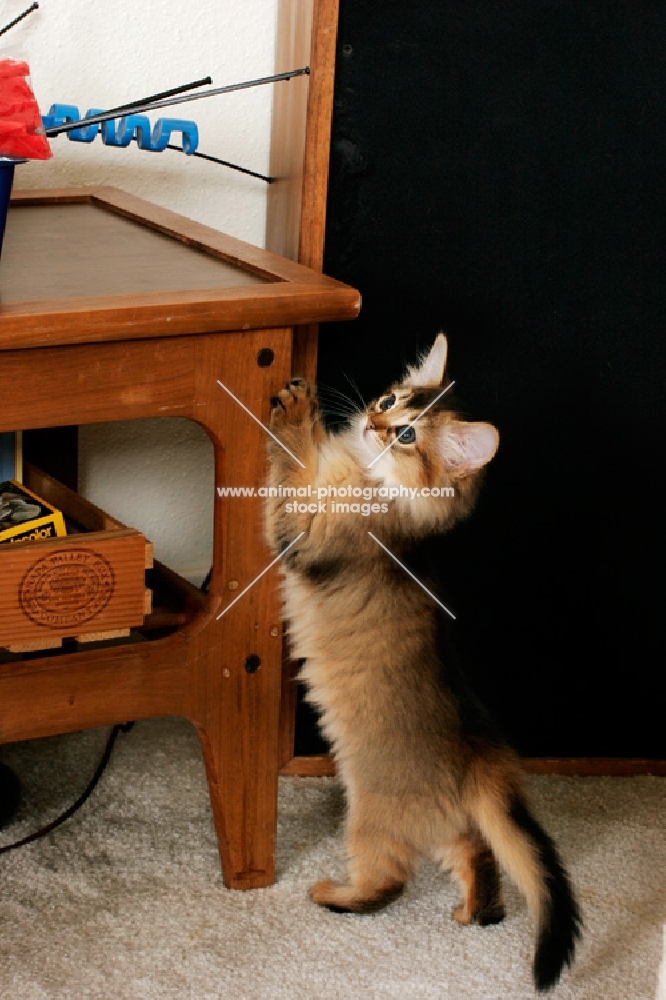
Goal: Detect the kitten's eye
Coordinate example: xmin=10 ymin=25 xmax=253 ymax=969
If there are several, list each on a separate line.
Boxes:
xmin=395 ymin=425 xmax=416 ymax=444
xmin=378 ymin=394 xmax=396 ymax=411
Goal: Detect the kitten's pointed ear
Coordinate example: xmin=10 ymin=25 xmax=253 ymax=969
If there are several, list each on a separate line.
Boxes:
xmin=439 ymin=421 xmax=499 ymax=475
xmin=406 ymin=333 xmax=448 ymax=387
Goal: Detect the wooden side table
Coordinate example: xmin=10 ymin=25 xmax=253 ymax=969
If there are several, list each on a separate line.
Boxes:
xmin=0 ymin=186 xmax=359 ymax=888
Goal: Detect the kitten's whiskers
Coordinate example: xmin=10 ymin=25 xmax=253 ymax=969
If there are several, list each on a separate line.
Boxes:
xmin=317 ymin=383 xmax=363 ymax=427
xmin=342 ymin=372 xmax=367 ymax=411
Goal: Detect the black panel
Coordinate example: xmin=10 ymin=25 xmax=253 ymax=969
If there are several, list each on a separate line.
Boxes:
xmin=22 ymin=426 xmax=78 ymax=492
xmin=295 ymin=1 xmax=666 ymax=758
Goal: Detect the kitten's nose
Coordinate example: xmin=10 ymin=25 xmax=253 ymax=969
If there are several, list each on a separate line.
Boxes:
xmin=366 ymin=417 xmax=376 ymax=431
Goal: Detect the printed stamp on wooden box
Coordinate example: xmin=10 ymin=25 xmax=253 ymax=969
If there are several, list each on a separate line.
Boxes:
xmin=19 ymin=549 xmax=115 ymax=628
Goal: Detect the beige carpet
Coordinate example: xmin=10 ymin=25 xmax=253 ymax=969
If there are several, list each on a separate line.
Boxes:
xmin=0 ymin=717 xmax=664 ymax=999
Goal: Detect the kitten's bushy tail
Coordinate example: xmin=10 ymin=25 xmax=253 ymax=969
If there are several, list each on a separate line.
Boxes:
xmin=469 ymin=778 xmax=582 ymax=992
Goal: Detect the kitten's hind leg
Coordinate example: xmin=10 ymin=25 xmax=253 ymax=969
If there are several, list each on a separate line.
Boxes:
xmin=310 ymin=828 xmax=417 ymax=915
xmin=446 ymin=831 xmax=505 ymax=926
xmin=309 ymin=876 xmax=405 ymax=914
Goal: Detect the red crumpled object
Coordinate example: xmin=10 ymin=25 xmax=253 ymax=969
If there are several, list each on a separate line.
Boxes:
xmin=0 ymin=58 xmax=51 ymax=160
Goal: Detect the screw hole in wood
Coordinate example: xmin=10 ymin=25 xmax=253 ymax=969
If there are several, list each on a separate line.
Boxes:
xmin=256 ymin=348 xmax=274 ymax=367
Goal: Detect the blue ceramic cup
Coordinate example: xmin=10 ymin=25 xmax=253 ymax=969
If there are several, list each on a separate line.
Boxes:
xmin=0 ymin=158 xmax=25 ymax=258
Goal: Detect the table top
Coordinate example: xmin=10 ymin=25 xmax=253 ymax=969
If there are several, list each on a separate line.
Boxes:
xmin=0 ymin=187 xmax=360 ymax=351
xmin=2 ymin=203 xmax=266 ymax=301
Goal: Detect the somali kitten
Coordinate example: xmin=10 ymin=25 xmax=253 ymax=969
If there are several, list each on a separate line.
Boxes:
xmin=266 ymin=335 xmax=581 ymax=992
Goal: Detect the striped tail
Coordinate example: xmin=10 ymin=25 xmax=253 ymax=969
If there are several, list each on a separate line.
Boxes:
xmin=471 ymin=786 xmax=583 ymax=992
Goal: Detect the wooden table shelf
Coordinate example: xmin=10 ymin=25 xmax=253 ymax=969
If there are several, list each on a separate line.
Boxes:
xmin=0 ymin=187 xmax=360 ymax=889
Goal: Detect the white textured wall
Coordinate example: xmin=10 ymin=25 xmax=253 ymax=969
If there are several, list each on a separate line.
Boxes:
xmin=9 ymin=0 xmax=280 ymax=582
xmin=12 ymin=0 xmax=278 ymax=243
xmin=78 ymin=418 xmax=215 ymax=586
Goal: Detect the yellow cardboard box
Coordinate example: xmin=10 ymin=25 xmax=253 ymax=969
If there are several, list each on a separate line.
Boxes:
xmin=0 ymin=480 xmax=67 ymax=544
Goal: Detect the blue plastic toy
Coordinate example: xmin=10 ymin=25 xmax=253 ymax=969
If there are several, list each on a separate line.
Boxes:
xmin=42 ymin=104 xmax=199 ymax=154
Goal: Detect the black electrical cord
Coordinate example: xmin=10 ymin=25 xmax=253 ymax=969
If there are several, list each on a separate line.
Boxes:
xmin=0 ymin=763 xmax=21 ymax=829
xmin=165 ymin=144 xmax=273 ymax=183
xmin=0 ymin=722 xmax=134 ymax=855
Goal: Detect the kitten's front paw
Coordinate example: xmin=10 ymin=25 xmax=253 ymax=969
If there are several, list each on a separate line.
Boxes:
xmin=270 ymin=378 xmax=317 ymax=429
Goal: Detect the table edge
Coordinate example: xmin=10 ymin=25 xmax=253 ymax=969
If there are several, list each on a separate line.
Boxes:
xmin=0 ymin=282 xmax=361 ymax=351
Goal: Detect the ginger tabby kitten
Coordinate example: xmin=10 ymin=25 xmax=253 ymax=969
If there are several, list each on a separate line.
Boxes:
xmin=266 ymin=335 xmax=581 ymax=992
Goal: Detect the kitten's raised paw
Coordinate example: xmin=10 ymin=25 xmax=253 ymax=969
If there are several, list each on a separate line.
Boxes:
xmin=270 ymin=378 xmax=316 ymax=428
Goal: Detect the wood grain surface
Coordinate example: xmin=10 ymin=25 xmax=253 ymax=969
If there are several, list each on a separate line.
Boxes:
xmin=267 ymin=1 xmax=344 ymax=772
xmin=0 ymin=324 xmax=296 ymax=889
xmin=1 ymin=204 xmax=265 ymax=302
xmin=266 ymin=0 xmax=341 ymax=383
xmin=0 ymin=528 xmax=148 ymax=645
xmin=1 ymin=189 xmax=360 ymax=351
xmin=280 ymin=755 xmax=666 ymax=777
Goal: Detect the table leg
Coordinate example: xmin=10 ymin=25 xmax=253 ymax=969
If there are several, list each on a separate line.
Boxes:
xmin=190 ymin=329 xmax=292 ymax=889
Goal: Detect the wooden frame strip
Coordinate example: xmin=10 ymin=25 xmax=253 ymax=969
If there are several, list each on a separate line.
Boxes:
xmin=280 ymin=755 xmax=666 ymax=778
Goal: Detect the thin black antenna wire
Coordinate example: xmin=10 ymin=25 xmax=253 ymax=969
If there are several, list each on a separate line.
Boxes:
xmin=0 ymin=2 xmax=39 ymax=38
xmin=46 ymin=67 xmax=310 ymax=137
xmin=104 ymin=77 xmax=213 ymax=117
